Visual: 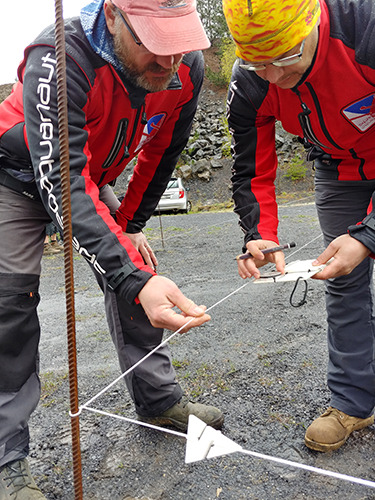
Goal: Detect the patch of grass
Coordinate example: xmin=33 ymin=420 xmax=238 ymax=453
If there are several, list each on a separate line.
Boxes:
xmin=205 ymin=66 xmax=228 ymax=88
xmin=76 ymin=312 xmax=103 ymax=322
xmin=40 ymin=371 xmax=67 ymax=407
xmin=166 ymin=226 xmax=187 ymax=233
xmin=268 ymin=412 xmax=296 ymax=429
xmin=284 ymin=155 xmax=308 ymax=181
xmin=205 ymin=38 xmax=237 ymax=89
xmin=172 ymin=359 xmax=190 ymax=369
xmin=257 ymin=353 xmax=269 ymax=360
xmin=96 ymin=368 xmax=110 ymax=379
xmin=301 ymin=359 xmax=315 ymax=368
xmin=258 ymin=377 xmax=273 ymax=387
xmin=86 ymin=329 xmax=108 ymax=341
xmin=184 ymin=363 xmax=230 ymax=398
xmin=276 ymin=190 xmax=315 ymax=204
xmin=207 ymin=225 xmax=222 ymax=235
xmin=221 ymin=114 xmax=232 ymax=158
xmin=192 ymin=201 xmax=234 ymax=213
xmin=257 ymin=352 xmax=272 ymax=367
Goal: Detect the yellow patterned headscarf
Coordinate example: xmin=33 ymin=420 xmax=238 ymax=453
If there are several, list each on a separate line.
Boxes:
xmin=223 ymin=0 xmax=321 ymax=61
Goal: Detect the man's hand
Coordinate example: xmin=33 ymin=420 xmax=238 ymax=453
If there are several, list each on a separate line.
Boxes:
xmin=138 ymin=275 xmax=211 ymax=333
xmin=237 ymin=239 xmax=285 ymax=279
xmin=312 ymin=234 xmax=371 ymax=280
xmin=125 ymin=231 xmax=158 ymax=270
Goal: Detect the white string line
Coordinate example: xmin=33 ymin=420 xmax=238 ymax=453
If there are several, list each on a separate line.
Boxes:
xmin=81 ymin=406 xmax=375 ymax=490
xmin=278 ymin=193 xmax=316 ymax=206
xmin=83 ymin=406 xmax=186 ymax=438
xmin=285 ymin=232 xmax=323 ymax=262
xmin=73 ymin=228 xmax=324 ymax=416
xmin=151 ymin=214 xmax=237 ymax=244
xmin=75 ymin=224 xmax=372 ymax=490
xmin=75 ymin=230 xmax=323 ymax=414
xmin=239 ymin=448 xmax=375 ymax=489
xmin=150 ymin=193 xmax=315 ymax=245
xmin=75 ymin=281 xmax=251 ymax=414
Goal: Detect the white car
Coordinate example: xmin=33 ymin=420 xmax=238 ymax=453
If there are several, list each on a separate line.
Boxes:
xmin=155 ymin=177 xmax=191 ymax=213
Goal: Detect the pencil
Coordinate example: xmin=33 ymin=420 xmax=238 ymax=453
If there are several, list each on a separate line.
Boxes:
xmin=236 ymin=242 xmax=296 ymax=261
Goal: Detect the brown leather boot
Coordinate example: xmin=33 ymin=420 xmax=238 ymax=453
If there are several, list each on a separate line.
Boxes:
xmin=305 ymin=407 xmax=374 ymax=452
xmin=43 ymin=242 xmax=62 ymax=255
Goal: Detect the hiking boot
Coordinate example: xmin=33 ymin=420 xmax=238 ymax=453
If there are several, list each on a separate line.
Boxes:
xmin=50 ymin=240 xmax=63 ymax=252
xmin=138 ymin=396 xmax=224 ymax=432
xmin=0 ymin=458 xmax=46 ymax=499
xmin=305 ymin=407 xmax=374 ymax=452
xmin=43 ymin=242 xmax=62 ymax=255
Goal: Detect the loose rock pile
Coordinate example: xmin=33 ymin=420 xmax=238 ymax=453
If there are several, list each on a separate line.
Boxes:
xmin=178 ymin=89 xmax=229 ymax=182
xmin=176 ymin=88 xmax=308 ymax=186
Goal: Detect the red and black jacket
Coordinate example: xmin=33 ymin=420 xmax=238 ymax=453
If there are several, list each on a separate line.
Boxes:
xmin=0 ymin=17 xmax=204 ymax=303
xmin=227 ymin=0 xmax=375 ymax=252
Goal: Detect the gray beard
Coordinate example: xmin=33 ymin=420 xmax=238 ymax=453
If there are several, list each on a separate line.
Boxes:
xmin=121 ymin=65 xmax=173 ymax=93
xmin=112 ymin=34 xmax=178 ymax=93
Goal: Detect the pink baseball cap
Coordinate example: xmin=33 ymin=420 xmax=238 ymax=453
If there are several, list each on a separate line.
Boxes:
xmin=111 ymin=0 xmax=210 ymax=55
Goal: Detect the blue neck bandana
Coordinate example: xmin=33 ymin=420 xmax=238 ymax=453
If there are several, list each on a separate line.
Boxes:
xmin=80 ymin=0 xmax=123 ymax=74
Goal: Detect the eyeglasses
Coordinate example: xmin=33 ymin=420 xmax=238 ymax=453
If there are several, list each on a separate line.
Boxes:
xmin=117 ymin=9 xmax=143 ymax=47
xmin=239 ymin=39 xmax=306 ymax=71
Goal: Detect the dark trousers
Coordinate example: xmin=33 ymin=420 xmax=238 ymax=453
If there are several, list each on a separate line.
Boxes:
xmin=315 ymin=179 xmax=375 ymax=418
xmin=0 ymin=185 xmax=181 ymax=468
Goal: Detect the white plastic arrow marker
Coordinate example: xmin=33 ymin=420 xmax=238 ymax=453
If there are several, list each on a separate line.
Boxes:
xmin=184 ymin=416 xmax=375 ymax=489
xmin=185 ymin=415 xmax=242 ymax=464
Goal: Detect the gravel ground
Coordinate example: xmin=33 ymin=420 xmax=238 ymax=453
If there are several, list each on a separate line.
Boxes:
xmin=31 ymin=199 xmax=375 ymax=500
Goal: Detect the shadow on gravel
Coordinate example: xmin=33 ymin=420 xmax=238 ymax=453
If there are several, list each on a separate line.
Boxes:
xmin=33 ymin=204 xmax=375 ymax=500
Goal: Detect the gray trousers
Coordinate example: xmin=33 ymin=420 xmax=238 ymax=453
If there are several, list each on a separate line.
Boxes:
xmin=0 ymin=184 xmax=181 ymax=468
xmin=315 ymin=179 xmax=375 ymax=418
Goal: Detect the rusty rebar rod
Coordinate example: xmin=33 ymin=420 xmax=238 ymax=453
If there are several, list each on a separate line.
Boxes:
xmin=54 ymin=0 xmax=83 ymax=497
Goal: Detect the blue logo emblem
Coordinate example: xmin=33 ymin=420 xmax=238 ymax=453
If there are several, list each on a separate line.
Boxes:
xmin=342 ymin=94 xmax=375 ymax=132
xmin=135 ymin=113 xmax=166 ymax=152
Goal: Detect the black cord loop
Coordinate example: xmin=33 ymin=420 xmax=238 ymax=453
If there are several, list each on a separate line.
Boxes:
xmin=290 ymin=277 xmax=308 ymax=307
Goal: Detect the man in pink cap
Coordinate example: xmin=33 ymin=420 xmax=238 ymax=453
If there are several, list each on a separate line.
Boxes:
xmin=0 ymin=0 xmax=223 ymax=496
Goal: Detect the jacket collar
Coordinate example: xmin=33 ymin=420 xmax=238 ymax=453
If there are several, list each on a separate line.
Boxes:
xmin=293 ymin=0 xmax=329 ymax=89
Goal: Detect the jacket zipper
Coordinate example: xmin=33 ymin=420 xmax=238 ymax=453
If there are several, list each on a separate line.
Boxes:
xmin=304 ymin=82 xmax=344 ymax=150
xmin=294 ymin=87 xmax=328 ymax=149
xmin=114 ymin=105 xmax=147 ymax=168
xmin=102 ymin=118 xmax=129 ymax=169
xmin=295 ymin=84 xmax=366 ymax=178
xmin=98 ymin=106 xmax=148 ymax=185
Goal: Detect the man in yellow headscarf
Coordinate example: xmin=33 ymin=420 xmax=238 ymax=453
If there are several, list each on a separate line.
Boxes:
xmin=224 ymin=0 xmax=320 ymax=62
xmin=224 ymin=0 xmax=375 ymax=452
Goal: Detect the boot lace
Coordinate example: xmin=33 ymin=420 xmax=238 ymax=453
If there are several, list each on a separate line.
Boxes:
xmin=3 ymin=461 xmax=32 ymax=495
xmin=179 ymin=395 xmax=191 ymax=408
